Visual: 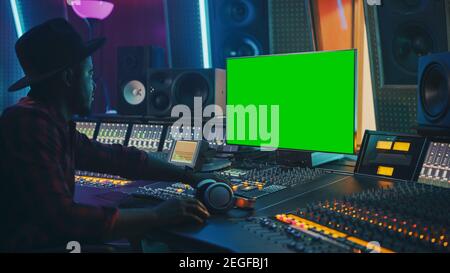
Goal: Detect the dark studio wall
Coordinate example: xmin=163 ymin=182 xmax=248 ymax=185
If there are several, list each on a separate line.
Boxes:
xmin=0 ymin=0 xmax=66 ymax=113
xmin=1 ymin=0 xmax=167 ymax=114
xmin=67 ymin=0 xmax=168 ymax=114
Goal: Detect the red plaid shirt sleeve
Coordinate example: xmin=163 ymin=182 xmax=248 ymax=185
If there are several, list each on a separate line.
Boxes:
xmin=0 ymin=99 xmax=119 ymax=250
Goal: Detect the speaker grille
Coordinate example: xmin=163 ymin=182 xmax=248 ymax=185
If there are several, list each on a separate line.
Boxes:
xmin=268 ymin=0 xmax=315 ymax=54
xmin=165 ymin=0 xmax=204 ymax=68
xmin=174 ymin=72 xmax=210 ymax=108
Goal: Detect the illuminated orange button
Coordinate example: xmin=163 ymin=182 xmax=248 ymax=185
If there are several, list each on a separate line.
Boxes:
xmin=376 ymin=141 xmax=393 ymax=150
xmin=377 ymin=166 xmax=394 ymax=177
xmin=393 ymin=142 xmax=411 ymax=152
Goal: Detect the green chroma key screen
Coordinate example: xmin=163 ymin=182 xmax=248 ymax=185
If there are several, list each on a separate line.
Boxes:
xmin=226 ymin=49 xmax=356 ymax=154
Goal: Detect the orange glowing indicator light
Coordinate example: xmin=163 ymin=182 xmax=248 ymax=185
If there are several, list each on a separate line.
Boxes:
xmin=393 ymin=142 xmax=411 ymax=152
xmin=377 ymin=166 xmax=394 ymax=177
xmin=376 ymin=141 xmax=393 ymax=150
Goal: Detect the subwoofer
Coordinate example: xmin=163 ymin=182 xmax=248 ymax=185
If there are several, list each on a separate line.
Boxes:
xmin=418 ymin=52 xmax=450 ymax=135
xmin=365 ymin=0 xmax=450 ymax=133
xmin=147 ymin=69 xmax=226 ymax=117
xmin=117 ymin=46 xmax=165 ymax=115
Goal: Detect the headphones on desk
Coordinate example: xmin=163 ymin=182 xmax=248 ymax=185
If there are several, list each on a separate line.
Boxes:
xmin=196 ymin=179 xmax=235 ymax=214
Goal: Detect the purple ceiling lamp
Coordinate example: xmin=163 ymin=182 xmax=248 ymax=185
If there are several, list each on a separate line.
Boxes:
xmin=70 ymin=0 xmax=114 ymax=20
xmin=68 ymin=0 xmax=114 ymax=38
xmin=68 ymin=0 xmax=116 ymax=113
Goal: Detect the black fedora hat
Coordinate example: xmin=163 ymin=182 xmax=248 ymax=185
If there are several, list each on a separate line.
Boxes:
xmin=8 ymin=18 xmax=105 ymax=92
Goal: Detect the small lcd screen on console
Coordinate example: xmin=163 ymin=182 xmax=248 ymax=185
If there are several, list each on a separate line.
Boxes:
xmin=169 ymin=140 xmax=200 ymax=167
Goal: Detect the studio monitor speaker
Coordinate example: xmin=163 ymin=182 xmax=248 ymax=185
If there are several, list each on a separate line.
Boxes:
xmin=418 ymin=52 xmax=450 ymax=135
xmin=164 ymin=0 xmax=205 ymax=68
xmin=147 ymin=68 xmax=226 ymax=117
xmin=209 ymin=0 xmax=270 ymax=68
xmin=365 ymin=0 xmax=450 ymax=133
xmin=117 ymin=46 xmax=165 ymax=115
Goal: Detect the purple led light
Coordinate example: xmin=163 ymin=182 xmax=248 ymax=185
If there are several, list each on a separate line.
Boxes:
xmin=70 ymin=0 xmax=114 ymax=20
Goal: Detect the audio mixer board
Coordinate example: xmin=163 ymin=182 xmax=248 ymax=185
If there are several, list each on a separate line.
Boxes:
xmin=129 ymin=165 xmax=328 ymax=202
xmin=145 ymin=132 xmax=450 ymax=253
xmin=72 ymin=118 xmax=450 ymax=253
xmin=162 ymin=125 xmax=203 ymax=152
xmin=96 ymin=123 xmax=129 ymax=145
xmin=73 ymin=119 xmax=231 ymax=189
xmin=216 ymin=165 xmax=327 ymax=199
xmin=233 ymin=182 xmax=449 ymax=253
xmin=128 ymin=124 xmax=164 ymax=153
xmin=75 ymin=121 xmax=96 ymax=139
xmin=418 ymin=141 xmax=450 ymax=188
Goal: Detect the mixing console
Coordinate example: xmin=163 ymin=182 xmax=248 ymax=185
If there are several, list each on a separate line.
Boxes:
xmin=419 ymin=141 xmax=450 ymax=188
xmin=132 ymin=182 xmax=195 ymax=201
xmin=96 ymin=123 xmax=129 ymax=145
xmin=241 ymin=182 xmax=449 ymax=253
xmin=75 ymin=171 xmax=132 ymax=188
xmin=128 ymin=124 xmax=164 ymax=152
xmin=75 ymin=122 xmax=97 ymax=139
xmin=216 ymin=165 xmax=326 ymax=199
xmin=163 ymin=125 xmax=202 ymax=152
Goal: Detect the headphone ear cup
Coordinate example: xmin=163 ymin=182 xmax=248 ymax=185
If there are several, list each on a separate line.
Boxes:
xmin=196 ymin=179 xmax=234 ymax=214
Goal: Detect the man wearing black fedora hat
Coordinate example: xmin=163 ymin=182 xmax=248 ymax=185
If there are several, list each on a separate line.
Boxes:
xmin=0 ymin=18 xmax=213 ymax=252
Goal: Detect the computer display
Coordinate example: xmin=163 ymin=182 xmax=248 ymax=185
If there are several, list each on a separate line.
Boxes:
xmin=226 ymin=49 xmax=356 ymax=154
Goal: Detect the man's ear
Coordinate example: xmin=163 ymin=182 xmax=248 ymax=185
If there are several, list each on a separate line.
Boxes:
xmin=61 ymin=68 xmax=75 ymax=88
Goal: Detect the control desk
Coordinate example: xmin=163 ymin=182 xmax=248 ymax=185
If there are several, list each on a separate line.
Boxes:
xmin=72 ymin=118 xmax=449 ymax=253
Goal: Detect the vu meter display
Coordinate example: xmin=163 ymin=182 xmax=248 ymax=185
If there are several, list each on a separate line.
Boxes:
xmin=356 ymin=131 xmax=426 ymax=181
xmin=96 ymin=123 xmax=128 ymax=144
xmin=128 ymin=124 xmax=164 ymax=152
xmin=75 ymin=122 xmax=96 ymax=139
xmin=419 ymin=142 xmax=450 ymax=188
xmin=169 ymin=140 xmax=199 ymax=165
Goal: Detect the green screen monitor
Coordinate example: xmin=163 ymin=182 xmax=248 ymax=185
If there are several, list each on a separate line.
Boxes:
xmin=226 ymin=49 xmax=356 ymax=154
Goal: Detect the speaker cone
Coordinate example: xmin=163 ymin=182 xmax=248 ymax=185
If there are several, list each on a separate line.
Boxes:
xmin=420 ymin=63 xmax=449 ymax=120
xmin=174 ymin=72 xmax=210 ymax=107
xmin=223 ymin=34 xmax=261 ymax=59
xmin=122 ymin=80 xmax=146 ymax=105
xmin=149 ymin=71 xmax=173 ymax=89
xmin=221 ymin=0 xmax=254 ymax=26
xmin=150 ymin=92 xmax=171 ymax=113
xmin=393 ymin=24 xmax=433 ymax=74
